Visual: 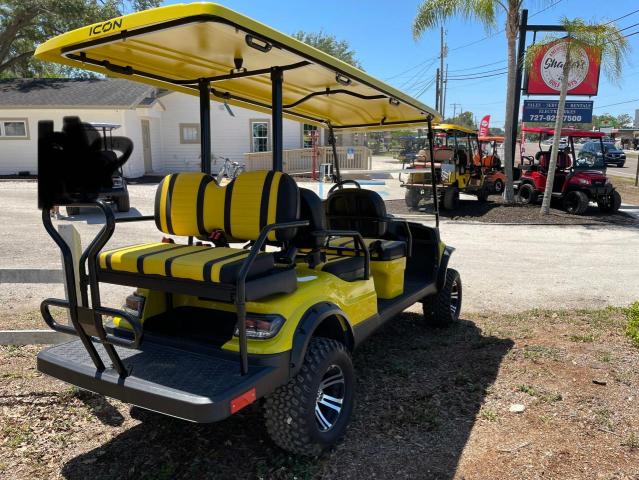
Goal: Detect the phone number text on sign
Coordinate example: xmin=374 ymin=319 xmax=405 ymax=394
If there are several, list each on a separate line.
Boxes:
xmin=526 ymin=114 xmax=586 ymax=122
xmin=522 ymin=100 xmax=593 ymax=124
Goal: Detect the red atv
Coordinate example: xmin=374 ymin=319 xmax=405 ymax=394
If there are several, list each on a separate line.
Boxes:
xmin=517 ymin=127 xmax=621 ymax=215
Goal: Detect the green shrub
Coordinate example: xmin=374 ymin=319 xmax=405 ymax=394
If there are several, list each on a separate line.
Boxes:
xmin=626 ymin=302 xmax=639 ymax=347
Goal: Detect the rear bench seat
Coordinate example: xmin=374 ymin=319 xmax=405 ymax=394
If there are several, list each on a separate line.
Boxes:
xmin=97 ymin=171 xmax=300 ymax=302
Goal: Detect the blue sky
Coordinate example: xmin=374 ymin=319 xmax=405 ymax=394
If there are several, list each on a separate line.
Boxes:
xmin=166 ymin=0 xmax=639 ymax=128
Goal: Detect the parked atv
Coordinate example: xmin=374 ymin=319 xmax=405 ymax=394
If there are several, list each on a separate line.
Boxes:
xmin=517 ymin=127 xmax=621 ymax=215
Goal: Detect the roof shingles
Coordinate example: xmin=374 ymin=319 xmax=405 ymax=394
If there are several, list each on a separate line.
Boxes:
xmin=0 ymin=78 xmax=156 ymax=108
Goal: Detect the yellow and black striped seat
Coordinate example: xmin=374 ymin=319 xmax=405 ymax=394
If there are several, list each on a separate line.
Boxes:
xmin=97 ymin=171 xmax=300 ymax=301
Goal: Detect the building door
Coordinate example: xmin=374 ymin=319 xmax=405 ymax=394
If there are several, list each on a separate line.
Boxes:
xmin=141 ymin=119 xmax=152 ymax=173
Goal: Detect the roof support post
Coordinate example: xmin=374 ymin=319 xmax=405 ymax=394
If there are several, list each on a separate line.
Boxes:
xmin=426 ymin=117 xmax=440 ymax=228
xmin=199 ymin=78 xmax=211 ymax=174
xmin=327 ymin=125 xmax=341 ymax=183
xmin=271 ymin=67 xmax=283 ymax=171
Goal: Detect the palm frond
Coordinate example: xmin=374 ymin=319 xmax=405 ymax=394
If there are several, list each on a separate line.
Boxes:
xmin=413 ymin=0 xmax=498 ymax=39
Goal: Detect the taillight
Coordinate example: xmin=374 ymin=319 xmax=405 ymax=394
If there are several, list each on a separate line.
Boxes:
xmin=230 ymin=388 xmax=256 ymax=414
xmin=122 ymin=293 xmax=145 ymax=319
xmin=234 ymin=314 xmax=285 ymax=339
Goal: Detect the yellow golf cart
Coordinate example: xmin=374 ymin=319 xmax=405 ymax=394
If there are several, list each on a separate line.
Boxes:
xmin=34 ymin=3 xmax=460 ymax=456
xmin=401 ymin=124 xmax=487 ymax=209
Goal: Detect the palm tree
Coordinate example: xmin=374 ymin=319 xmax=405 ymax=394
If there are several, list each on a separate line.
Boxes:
xmin=412 ymin=0 xmax=542 ymax=204
xmin=524 ymin=18 xmax=629 ymax=215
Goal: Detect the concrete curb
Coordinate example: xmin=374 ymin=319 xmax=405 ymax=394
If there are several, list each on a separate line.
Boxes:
xmin=0 ymin=269 xmax=63 ymax=283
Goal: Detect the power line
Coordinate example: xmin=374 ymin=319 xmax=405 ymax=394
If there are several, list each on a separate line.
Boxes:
xmin=383 ymin=55 xmax=439 ymax=81
xmin=605 ymin=8 xmax=639 ymax=25
xmin=447 ymin=66 xmax=508 ymax=78
xmin=447 ymin=70 xmax=508 ymax=81
xmin=594 ymin=98 xmax=639 ymax=109
xmin=448 ymin=59 xmax=506 ymax=73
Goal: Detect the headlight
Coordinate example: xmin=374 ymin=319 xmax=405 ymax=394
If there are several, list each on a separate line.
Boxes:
xmin=578 ymin=178 xmax=590 ymax=185
xmin=234 ymin=314 xmax=285 ymax=339
xmin=112 ymin=177 xmax=123 ymax=187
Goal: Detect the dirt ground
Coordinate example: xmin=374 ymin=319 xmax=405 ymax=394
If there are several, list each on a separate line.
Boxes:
xmin=386 ymin=195 xmax=639 ymax=226
xmin=2 ymin=308 xmax=638 ymax=479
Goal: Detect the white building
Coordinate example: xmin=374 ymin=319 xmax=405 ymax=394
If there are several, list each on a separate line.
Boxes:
xmin=0 ymin=78 xmax=322 ymax=177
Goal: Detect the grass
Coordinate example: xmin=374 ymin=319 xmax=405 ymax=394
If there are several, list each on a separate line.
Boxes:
xmin=612 ymin=175 xmax=639 ymax=205
xmin=569 ymin=333 xmax=596 ymax=343
xmin=622 ymin=433 xmax=639 ymax=450
xmin=479 ymin=408 xmax=498 ymax=422
xmin=625 ymin=302 xmax=639 ymax=347
xmin=517 ymin=384 xmax=563 ymax=403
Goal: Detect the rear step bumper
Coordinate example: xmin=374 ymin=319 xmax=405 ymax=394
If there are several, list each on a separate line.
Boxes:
xmin=37 ymin=339 xmax=289 ymax=423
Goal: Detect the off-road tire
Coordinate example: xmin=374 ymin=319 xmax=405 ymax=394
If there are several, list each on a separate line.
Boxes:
xmin=66 ymin=206 xmax=80 ymax=216
xmin=563 ymin=190 xmax=589 ymax=215
xmin=423 ymin=268 xmax=462 ymax=327
xmin=115 ymin=194 xmax=130 ymax=213
xmin=264 ymin=337 xmax=355 ymax=456
xmin=404 ymin=188 xmax=421 ymax=208
xmin=517 ymin=183 xmax=537 ymax=205
xmin=598 ymin=189 xmax=621 ymax=213
xmin=493 ymin=179 xmax=504 ymax=194
xmin=442 ymin=187 xmax=459 ymax=210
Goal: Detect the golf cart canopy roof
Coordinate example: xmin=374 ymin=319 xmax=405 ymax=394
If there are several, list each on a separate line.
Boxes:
xmin=434 ymin=124 xmax=477 ymax=136
xmin=89 ymin=122 xmax=121 ymax=130
xmin=34 ymin=3 xmax=440 ymax=131
xmin=478 ymin=136 xmax=504 ymax=142
xmin=522 ymin=127 xmax=605 ymax=138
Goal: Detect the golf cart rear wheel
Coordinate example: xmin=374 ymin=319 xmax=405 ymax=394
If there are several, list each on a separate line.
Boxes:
xmin=442 ymin=187 xmax=459 ymax=210
xmin=115 ymin=194 xmax=130 ymax=213
xmin=264 ymin=337 xmax=354 ymax=456
xmin=563 ymin=190 xmax=589 ymax=215
xmin=598 ymin=190 xmax=621 ymax=213
xmin=405 ymin=188 xmax=421 ymax=208
xmin=517 ymin=183 xmax=537 ymax=205
xmin=493 ymin=179 xmax=504 ymax=194
xmin=423 ymin=268 xmax=462 ymax=327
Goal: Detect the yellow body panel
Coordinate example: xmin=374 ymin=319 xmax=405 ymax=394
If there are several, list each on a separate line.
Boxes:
xmin=116 ymin=265 xmax=378 ymax=355
xmin=33 ymin=3 xmax=440 ymax=130
xmin=370 ymin=258 xmax=406 ymax=300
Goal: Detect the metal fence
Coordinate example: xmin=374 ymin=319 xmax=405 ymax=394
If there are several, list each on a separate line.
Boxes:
xmin=244 ymin=146 xmax=371 ymax=173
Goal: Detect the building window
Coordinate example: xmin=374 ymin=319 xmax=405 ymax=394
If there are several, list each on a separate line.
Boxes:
xmin=302 ymin=124 xmax=318 ymax=148
xmin=251 ymin=120 xmax=269 ymax=152
xmin=179 ymin=124 xmax=200 ymax=144
xmin=0 ymin=119 xmax=28 ymax=139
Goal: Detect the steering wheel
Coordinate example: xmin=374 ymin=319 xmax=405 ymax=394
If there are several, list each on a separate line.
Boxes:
xmin=328 ymin=179 xmax=361 ymax=194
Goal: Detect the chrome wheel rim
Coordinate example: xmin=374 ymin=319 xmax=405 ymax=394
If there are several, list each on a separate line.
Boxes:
xmin=315 ymin=365 xmax=345 ymax=432
xmin=450 ymin=279 xmax=460 ymax=317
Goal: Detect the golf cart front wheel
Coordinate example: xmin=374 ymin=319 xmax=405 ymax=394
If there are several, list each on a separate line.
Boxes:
xmin=493 ymin=179 xmax=504 ymax=194
xmin=264 ymin=337 xmax=354 ymax=456
xmin=517 ymin=183 xmax=537 ymax=205
xmin=423 ymin=268 xmax=462 ymax=327
xmin=115 ymin=195 xmax=130 ymax=213
xmin=598 ymin=190 xmax=621 ymax=213
xmin=563 ymin=190 xmax=589 ymax=215
xmin=405 ymin=188 xmax=421 ymax=208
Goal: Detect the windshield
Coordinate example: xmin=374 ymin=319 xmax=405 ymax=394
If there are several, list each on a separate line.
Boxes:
xmin=603 ymin=143 xmax=621 ymax=153
xmin=576 ymin=150 xmax=606 ymax=170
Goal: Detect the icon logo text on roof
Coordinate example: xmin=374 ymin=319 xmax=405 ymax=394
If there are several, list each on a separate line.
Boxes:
xmin=89 ymin=18 xmax=123 ymax=36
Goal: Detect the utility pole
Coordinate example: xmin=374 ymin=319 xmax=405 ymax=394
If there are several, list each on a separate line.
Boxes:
xmin=439 ymin=26 xmax=446 ymax=116
xmin=435 ymin=68 xmax=440 ymax=112
xmin=450 ymin=103 xmax=462 ymax=120
xmin=442 ymin=64 xmax=448 ymax=119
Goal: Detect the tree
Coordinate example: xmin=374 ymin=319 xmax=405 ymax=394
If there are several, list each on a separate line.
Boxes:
xmin=445 ymin=111 xmax=476 ymax=129
xmin=292 ymin=30 xmax=363 ymax=69
xmin=616 ymin=113 xmax=633 ymax=128
xmin=0 ymin=0 xmax=160 ymax=78
xmin=413 ymin=0 xmax=551 ymax=204
xmin=525 ymin=18 xmax=629 ymax=215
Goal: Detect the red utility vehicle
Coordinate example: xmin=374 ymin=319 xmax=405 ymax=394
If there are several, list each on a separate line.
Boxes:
xmin=517 ymin=127 xmax=621 ymax=214
xmin=477 ymin=135 xmax=507 ymax=195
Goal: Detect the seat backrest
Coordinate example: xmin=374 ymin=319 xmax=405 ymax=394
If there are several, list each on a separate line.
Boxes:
xmin=295 ymin=188 xmax=326 ymax=249
xmin=154 ymin=170 xmax=300 ymax=242
xmin=434 ymin=148 xmax=454 ymax=163
xmin=325 ymin=188 xmax=388 ymax=237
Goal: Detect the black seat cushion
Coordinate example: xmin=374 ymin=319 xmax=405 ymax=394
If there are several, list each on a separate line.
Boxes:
xmin=320 ymin=255 xmax=365 ymax=282
xmin=326 ymin=237 xmax=406 ymax=261
xmin=325 ymin=188 xmax=389 ymax=237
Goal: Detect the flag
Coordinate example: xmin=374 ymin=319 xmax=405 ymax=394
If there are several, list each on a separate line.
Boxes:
xmin=479 ymin=115 xmax=490 ymax=137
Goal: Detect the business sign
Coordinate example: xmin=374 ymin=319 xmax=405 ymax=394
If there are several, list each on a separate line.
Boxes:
xmin=525 ymin=39 xmax=601 ymax=96
xmin=522 ymin=100 xmax=593 ymax=123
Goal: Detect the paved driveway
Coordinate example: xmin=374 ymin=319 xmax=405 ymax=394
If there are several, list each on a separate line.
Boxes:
xmin=1 ymin=180 xmax=638 ymax=318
